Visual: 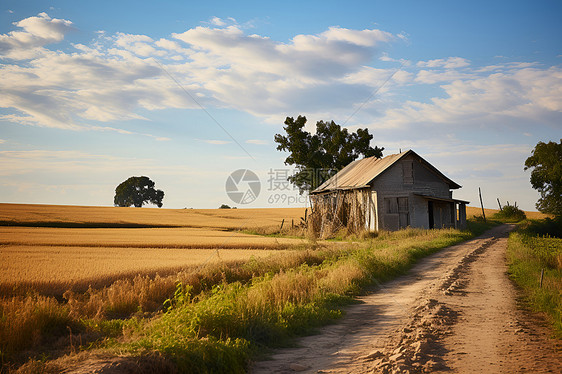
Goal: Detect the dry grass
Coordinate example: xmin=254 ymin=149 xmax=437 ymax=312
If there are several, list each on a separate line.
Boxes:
xmin=0 ymin=295 xmax=72 ymax=357
xmin=0 ymin=246 xmax=287 ymax=296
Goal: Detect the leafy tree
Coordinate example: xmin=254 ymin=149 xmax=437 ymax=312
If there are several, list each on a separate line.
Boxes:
xmin=114 ymin=176 xmax=164 ymax=208
xmin=219 ymin=204 xmax=232 ymax=209
xmin=274 ymin=115 xmax=383 ymax=192
xmin=524 ymin=139 xmax=562 ymax=216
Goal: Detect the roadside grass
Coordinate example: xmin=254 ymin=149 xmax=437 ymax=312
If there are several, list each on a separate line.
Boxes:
xmin=1 ymin=220 xmax=497 ymax=372
xmin=507 ymin=218 xmax=562 ymax=337
xmin=119 ymin=222 xmax=495 ymax=373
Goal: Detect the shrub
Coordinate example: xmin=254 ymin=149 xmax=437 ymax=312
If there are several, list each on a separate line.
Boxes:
xmin=493 ymin=205 xmax=526 ymax=222
xmin=526 ymin=217 xmax=562 ymax=238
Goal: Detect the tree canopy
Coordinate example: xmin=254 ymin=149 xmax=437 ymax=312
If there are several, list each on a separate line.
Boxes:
xmin=114 ymin=176 xmax=164 ymax=208
xmin=524 ymin=139 xmax=562 ymax=217
xmin=274 ymin=115 xmax=383 ymax=192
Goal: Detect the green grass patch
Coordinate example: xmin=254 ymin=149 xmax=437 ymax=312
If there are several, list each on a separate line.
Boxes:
xmin=507 ymin=219 xmax=562 ymax=337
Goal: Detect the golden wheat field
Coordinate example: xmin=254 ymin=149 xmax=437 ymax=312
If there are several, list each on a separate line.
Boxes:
xmin=0 ymin=204 xmax=308 ymax=295
xmin=0 ymin=245 xmax=282 ymax=285
xmin=0 ymin=203 xmax=548 ymax=296
xmin=0 ymin=203 xmax=307 ymax=229
xmin=0 ymin=227 xmax=304 ymax=249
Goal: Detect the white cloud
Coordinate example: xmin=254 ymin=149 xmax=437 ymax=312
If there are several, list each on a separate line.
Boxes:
xmin=392 ymin=70 xmax=413 ymax=84
xmin=0 ymin=12 xmax=73 ymax=59
xmin=415 ymin=69 xmax=474 ymax=84
xmin=155 ymin=38 xmax=181 ymax=51
xmin=417 ymin=57 xmax=470 ymax=69
xmin=173 ymin=25 xmax=392 ymax=81
xmin=0 ymin=14 xmax=396 ymax=135
xmin=377 ymin=66 xmax=562 ymax=129
xmin=201 ymin=139 xmax=231 ymax=145
xmin=113 ymin=32 xmax=165 ymax=57
xmin=210 ymin=16 xmax=227 ymax=26
xmin=246 ymin=139 xmax=268 ymax=145
xmin=0 ymin=12 xmax=560 ymax=149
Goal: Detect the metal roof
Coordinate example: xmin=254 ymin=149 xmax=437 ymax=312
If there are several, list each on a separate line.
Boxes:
xmin=311 ymin=149 xmax=461 ymax=194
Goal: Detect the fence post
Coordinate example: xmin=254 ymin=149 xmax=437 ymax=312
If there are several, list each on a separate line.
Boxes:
xmin=479 ymin=187 xmax=486 ymax=222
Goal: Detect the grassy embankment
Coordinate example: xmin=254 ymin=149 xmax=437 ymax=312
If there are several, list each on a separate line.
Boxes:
xmin=507 ymin=217 xmax=562 ymax=337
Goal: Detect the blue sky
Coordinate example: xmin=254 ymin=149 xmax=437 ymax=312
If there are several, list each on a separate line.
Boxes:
xmin=0 ymin=0 xmax=560 ymax=210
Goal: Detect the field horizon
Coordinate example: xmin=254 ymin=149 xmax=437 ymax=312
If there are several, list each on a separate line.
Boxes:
xmin=0 ymin=202 xmax=549 ymax=225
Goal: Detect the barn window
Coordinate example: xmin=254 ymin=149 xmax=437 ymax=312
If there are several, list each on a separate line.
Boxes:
xmin=403 ymin=161 xmax=414 ymax=184
xmin=384 ymin=196 xmax=410 ymax=229
xmin=385 ymin=198 xmax=398 ymax=214
xmin=398 ymin=197 xmax=409 ymax=212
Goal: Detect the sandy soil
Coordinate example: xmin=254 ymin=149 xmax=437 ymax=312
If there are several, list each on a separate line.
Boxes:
xmin=250 ymin=225 xmax=562 ymax=373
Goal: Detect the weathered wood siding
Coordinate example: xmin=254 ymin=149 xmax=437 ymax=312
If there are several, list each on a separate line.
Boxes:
xmin=371 ymin=155 xmax=453 ymax=230
xmin=310 ymin=151 xmax=466 ymax=234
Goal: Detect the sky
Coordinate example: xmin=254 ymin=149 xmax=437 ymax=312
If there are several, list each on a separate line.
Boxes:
xmin=0 ymin=0 xmax=560 ymax=211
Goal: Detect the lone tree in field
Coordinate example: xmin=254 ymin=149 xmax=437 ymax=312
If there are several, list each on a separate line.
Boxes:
xmin=524 ymin=139 xmax=562 ymax=217
xmin=114 ymin=176 xmax=164 ymax=208
xmin=274 ymin=115 xmax=384 ymax=192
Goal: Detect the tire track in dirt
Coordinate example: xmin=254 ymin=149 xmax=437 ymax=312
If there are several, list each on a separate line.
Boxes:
xmin=250 ymin=224 xmax=562 ymax=373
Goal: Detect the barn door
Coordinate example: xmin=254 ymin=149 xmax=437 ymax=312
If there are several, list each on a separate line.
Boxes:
xmin=428 ymin=201 xmax=434 ymax=229
xmin=398 ymin=197 xmax=409 ymax=228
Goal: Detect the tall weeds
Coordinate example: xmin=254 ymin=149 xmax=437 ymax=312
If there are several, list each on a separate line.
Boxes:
xmin=507 ymin=220 xmax=562 ymax=337
xmin=0 ymin=296 xmax=72 ymax=365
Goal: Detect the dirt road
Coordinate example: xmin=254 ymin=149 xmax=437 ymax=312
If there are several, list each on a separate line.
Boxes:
xmin=250 ymin=225 xmax=562 ymax=373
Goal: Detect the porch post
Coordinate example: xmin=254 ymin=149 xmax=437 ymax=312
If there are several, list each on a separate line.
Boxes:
xmin=459 ymin=203 xmax=467 ymax=229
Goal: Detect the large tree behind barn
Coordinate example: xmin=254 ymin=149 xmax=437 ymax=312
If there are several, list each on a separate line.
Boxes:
xmin=274 ymin=116 xmax=383 ymax=193
xmin=309 ymin=150 xmax=468 ymax=238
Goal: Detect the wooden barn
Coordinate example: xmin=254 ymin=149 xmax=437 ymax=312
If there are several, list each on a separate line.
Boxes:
xmin=309 ymin=150 xmax=468 ymax=236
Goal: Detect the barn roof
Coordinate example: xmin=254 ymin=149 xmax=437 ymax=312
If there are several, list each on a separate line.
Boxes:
xmin=311 ymin=149 xmax=461 ymax=194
